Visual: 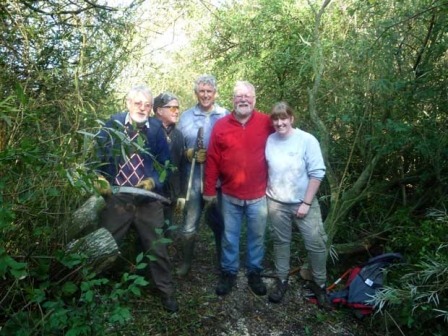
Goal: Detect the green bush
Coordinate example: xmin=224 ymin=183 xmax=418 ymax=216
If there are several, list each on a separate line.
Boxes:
xmin=389 ymin=209 xmax=448 ymax=264
xmin=1 ymin=251 xmax=150 ymax=336
xmin=371 ymin=210 xmax=448 ymax=335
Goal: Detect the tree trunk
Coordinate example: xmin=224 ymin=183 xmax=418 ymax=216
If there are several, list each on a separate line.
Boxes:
xmin=56 ymin=228 xmax=120 ymax=280
xmin=64 ymin=195 xmax=106 ymax=243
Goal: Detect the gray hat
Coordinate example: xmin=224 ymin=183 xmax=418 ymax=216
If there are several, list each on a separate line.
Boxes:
xmin=153 ymin=92 xmax=179 ymax=113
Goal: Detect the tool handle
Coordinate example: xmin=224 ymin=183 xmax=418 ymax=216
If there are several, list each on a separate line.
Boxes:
xmin=186 ymin=127 xmax=204 ymax=201
xmin=186 ymin=158 xmax=196 ymax=201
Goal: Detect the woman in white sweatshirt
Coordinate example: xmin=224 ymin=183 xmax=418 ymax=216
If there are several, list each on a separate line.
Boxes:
xmin=265 ymin=101 xmax=329 ymax=307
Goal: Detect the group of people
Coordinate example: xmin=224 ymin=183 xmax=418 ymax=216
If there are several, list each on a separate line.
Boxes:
xmin=93 ymin=74 xmax=329 ymax=313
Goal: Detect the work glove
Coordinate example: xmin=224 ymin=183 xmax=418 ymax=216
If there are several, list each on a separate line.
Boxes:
xmin=93 ymin=175 xmax=112 ymax=197
xmin=195 ymin=148 xmax=207 ymax=164
xmin=176 ymin=198 xmax=186 ymax=211
xmin=185 ymin=148 xmax=194 ymax=162
xmin=136 ymin=178 xmax=155 ymax=191
xmin=185 ymin=148 xmax=207 ymax=163
xmin=203 ymin=195 xmax=217 ymax=205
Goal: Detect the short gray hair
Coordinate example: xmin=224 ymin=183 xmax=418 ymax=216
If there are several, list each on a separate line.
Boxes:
xmin=194 ymin=74 xmax=217 ymax=93
xmin=233 ymin=81 xmax=255 ymax=96
xmin=126 ymin=85 xmax=153 ymax=102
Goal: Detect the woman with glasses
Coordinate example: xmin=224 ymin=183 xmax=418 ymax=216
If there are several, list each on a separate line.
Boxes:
xmin=153 ymin=92 xmax=185 ymax=237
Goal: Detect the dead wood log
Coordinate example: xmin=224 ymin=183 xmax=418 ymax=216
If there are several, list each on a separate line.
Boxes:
xmin=64 ymin=195 xmax=106 ymax=242
xmin=65 ymin=227 xmax=119 ymax=276
xmin=61 ymin=190 xmax=171 ymax=276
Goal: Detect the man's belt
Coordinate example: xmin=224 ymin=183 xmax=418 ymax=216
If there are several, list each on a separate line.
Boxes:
xmin=112 ymin=186 xmax=171 ymax=205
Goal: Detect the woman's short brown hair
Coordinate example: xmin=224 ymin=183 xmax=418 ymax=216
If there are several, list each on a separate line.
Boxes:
xmin=270 ymin=101 xmax=294 ymax=120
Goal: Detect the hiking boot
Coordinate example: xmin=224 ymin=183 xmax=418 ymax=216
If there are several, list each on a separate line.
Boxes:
xmin=248 ymin=271 xmax=267 ymax=296
xmin=161 ymin=295 xmax=179 ymax=313
xmin=268 ymin=278 xmax=288 ymax=303
xmin=302 ymin=281 xmax=315 ymax=298
xmin=216 ymin=272 xmax=237 ymax=296
xmin=303 ymin=281 xmax=332 ymax=310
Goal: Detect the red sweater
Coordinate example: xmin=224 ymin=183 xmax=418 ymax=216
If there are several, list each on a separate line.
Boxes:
xmin=204 ymin=110 xmax=274 ymax=200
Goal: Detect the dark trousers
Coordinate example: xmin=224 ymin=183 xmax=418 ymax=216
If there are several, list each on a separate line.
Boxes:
xmin=100 ymin=193 xmax=174 ymax=296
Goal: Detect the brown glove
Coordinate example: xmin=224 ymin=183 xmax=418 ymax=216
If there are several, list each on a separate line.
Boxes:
xmin=185 ymin=148 xmax=194 ymax=162
xmin=136 ymin=178 xmax=155 ymax=191
xmin=185 ymin=148 xmax=207 ymax=163
xmin=195 ymin=148 xmax=207 ymax=164
xmin=94 ymin=175 xmax=112 ymax=197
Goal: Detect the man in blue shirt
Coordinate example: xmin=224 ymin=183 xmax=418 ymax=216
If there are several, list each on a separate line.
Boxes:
xmin=176 ymin=75 xmax=229 ymax=276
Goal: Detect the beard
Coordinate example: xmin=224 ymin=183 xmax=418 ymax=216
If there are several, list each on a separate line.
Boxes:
xmin=130 ymin=112 xmax=148 ymax=125
xmin=236 ymin=103 xmax=252 ymax=114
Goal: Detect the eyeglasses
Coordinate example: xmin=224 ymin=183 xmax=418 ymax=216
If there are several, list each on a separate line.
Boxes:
xmin=163 ymin=105 xmax=180 ymax=112
xmin=134 ymin=101 xmax=151 ymax=109
xmin=234 ymin=94 xmax=255 ymax=100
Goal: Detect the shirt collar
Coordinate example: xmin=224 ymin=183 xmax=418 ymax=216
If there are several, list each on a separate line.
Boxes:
xmin=193 ymin=103 xmax=216 ymax=116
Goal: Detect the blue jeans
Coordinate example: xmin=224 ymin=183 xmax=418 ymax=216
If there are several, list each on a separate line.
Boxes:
xmin=221 ymin=194 xmax=268 ymax=275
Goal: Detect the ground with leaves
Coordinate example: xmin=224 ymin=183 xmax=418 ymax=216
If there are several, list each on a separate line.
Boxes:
xmin=120 ymin=226 xmax=379 ymax=336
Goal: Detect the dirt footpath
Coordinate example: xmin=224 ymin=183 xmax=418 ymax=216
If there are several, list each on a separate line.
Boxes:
xmin=162 ymin=230 xmax=375 ymax=336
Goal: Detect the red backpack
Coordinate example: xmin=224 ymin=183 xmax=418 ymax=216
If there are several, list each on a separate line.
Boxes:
xmin=308 ymin=253 xmax=404 ymax=318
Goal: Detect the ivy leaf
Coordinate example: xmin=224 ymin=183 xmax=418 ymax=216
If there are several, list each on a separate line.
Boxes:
xmin=62 ymin=281 xmax=78 ymax=296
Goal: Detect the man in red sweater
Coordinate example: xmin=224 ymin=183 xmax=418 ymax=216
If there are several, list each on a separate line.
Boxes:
xmin=203 ymin=81 xmax=274 ymax=296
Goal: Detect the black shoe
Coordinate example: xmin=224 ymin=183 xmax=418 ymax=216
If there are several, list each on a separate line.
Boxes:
xmin=303 ymin=281 xmax=332 ymax=310
xmin=216 ymin=272 xmax=237 ymax=296
xmin=268 ymin=278 xmax=288 ymax=303
xmin=248 ymin=271 xmax=267 ymax=296
xmin=161 ymin=295 xmax=179 ymax=313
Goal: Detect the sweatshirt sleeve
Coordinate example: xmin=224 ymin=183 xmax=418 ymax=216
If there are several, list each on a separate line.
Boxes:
xmin=305 ymin=134 xmax=326 ymax=181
